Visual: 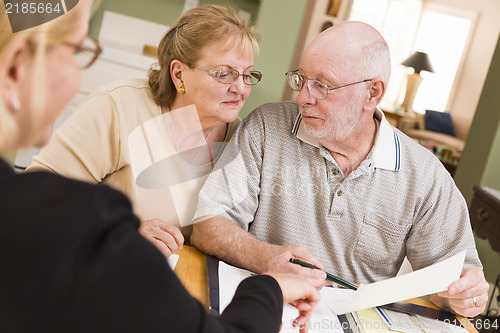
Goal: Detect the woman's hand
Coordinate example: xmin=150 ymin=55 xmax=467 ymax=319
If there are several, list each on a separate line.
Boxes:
xmin=267 ymin=272 xmax=322 ymax=333
xmin=139 ymin=219 xmax=184 ymax=258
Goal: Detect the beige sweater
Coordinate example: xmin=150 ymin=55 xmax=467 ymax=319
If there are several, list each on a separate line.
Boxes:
xmin=27 ymin=79 xmax=240 ymax=235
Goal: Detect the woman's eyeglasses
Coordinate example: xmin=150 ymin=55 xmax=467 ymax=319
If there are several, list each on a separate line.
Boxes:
xmin=191 ymin=64 xmax=262 ymax=86
xmin=63 ymin=35 xmax=102 ymax=69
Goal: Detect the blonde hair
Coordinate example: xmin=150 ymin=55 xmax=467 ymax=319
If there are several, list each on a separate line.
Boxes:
xmin=148 ymin=5 xmax=260 ymax=108
xmin=0 ymin=0 xmax=99 ymax=153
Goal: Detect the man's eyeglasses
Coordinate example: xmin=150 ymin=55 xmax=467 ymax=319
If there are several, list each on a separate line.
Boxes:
xmin=63 ymin=35 xmax=102 ymax=69
xmin=285 ymin=70 xmax=372 ymax=100
xmin=191 ymin=65 xmax=262 ymax=86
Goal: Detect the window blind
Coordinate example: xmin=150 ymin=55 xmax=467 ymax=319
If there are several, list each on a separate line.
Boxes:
xmin=349 ymin=0 xmax=422 ymax=110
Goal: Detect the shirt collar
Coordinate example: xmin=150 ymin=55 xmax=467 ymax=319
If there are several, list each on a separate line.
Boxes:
xmin=292 ymin=107 xmax=401 ymax=171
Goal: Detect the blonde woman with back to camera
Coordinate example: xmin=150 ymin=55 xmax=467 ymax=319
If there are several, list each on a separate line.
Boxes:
xmin=26 ymin=5 xmax=262 ymax=258
xmin=0 ymin=1 xmax=321 ymax=332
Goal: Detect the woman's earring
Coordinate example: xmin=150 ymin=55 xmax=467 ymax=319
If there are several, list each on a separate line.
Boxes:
xmin=177 ymin=86 xmax=185 ymax=94
xmin=10 ymin=94 xmax=21 ymax=114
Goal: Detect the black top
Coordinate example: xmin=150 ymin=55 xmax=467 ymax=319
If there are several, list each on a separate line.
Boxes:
xmin=0 ymin=159 xmax=283 ymax=332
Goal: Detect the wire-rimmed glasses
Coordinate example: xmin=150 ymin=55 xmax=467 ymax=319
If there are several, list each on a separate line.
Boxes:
xmin=192 ymin=64 xmax=262 ymax=86
xmin=285 ymin=70 xmax=372 ymax=100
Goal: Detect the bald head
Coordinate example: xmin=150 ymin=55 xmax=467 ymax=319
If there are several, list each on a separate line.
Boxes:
xmin=305 ymin=21 xmax=391 ymax=85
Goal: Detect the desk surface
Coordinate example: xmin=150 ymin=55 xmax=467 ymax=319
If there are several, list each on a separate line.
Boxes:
xmin=174 ymin=246 xmax=209 ymax=309
xmin=174 ymin=246 xmax=478 ymax=333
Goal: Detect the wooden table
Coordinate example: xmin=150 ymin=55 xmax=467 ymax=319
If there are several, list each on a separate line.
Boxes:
xmin=406 ymin=298 xmax=479 ymax=333
xmin=174 ymin=246 xmax=209 ymax=309
xmin=174 ymin=246 xmax=478 ymax=333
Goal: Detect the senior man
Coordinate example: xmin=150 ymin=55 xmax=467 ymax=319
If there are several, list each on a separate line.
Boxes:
xmin=191 ymin=21 xmax=489 ymax=317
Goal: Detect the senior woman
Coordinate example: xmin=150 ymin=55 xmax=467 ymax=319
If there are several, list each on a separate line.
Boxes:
xmin=27 ymin=5 xmax=262 ymax=258
xmin=0 ymin=1 xmax=321 ymax=331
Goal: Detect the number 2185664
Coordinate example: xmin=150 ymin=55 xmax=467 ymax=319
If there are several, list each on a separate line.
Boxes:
xmin=5 ymin=2 xmax=62 ymax=14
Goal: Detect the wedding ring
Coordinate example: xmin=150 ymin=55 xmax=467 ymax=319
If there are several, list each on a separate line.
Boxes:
xmin=472 ymin=296 xmax=477 ymax=308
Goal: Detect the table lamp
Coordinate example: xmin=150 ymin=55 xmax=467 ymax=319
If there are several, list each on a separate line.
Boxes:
xmin=400 ymin=51 xmax=435 ymax=113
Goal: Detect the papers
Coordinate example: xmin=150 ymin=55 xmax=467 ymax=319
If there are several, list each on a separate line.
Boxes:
xmin=282 ymin=300 xmax=343 ymax=333
xmin=354 ymin=307 xmax=468 ymax=333
xmin=410 ymin=313 xmax=469 ymax=333
xmin=218 ymin=251 xmax=465 ymax=332
xmin=219 ymin=262 xmax=255 ymax=312
xmin=167 ymin=254 xmax=179 ymax=270
xmin=218 ymin=262 xmax=344 ymax=333
xmin=355 ymin=308 xmax=393 ymax=333
xmin=324 ymin=251 xmax=465 ymax=314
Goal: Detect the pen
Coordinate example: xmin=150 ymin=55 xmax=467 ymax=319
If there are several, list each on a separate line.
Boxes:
xmin=289 ymin=257 xmax=358 ymax=290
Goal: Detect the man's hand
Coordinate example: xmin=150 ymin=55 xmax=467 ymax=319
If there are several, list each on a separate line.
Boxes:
xmin=192 ymin=217 xmax=327 ymax=287
xmin=264 ymin=245 xmax=327 ymax=287
xmin=430 ymin=267 xmax=489 ymax=317
xmin=139 ymin=219 xmax=184 ymax=258
xmin=267 ymin=273 xmax=322 ymax=333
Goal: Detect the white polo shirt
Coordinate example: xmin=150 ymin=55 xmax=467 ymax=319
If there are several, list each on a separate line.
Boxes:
xmin=194 ymin=101 xmax=481 ymax=283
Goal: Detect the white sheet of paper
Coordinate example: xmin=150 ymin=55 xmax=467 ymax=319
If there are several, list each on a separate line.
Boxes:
xmin=219 ymin=262 xmax=255 ymax=313
xmin=167 ymin=254 xmax=179 ymax=270
xmin=414 ymin=314 xmax=469 ymax=333
xmin=280 ymin=300 xmax=344 ymax=333
xmin=218 ymin=262 xmax=344 ymax=333
xmin=323 ymin=251 xmax=466 ymax=314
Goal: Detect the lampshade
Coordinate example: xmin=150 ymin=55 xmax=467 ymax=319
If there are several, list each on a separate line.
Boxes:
xmin=401 ymin=51 xmax=435 ymax=74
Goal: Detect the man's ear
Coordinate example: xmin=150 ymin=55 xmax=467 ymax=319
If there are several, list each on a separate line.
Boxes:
xmin=363 ymin=78 xmax=385 ymax=112
xmin=1 ymin=39 xmax=32 ymax=109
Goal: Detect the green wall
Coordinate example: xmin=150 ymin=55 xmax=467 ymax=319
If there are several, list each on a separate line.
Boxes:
xmin=241 ymin=0 xmax=308 ymax=117
xmin=455 ymin=36 xmax=500 ymax=283
xmin=88 ymin=0 xmax=306 ymax=117
xmin=90 ymin=0 xmax=260 ymax=37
